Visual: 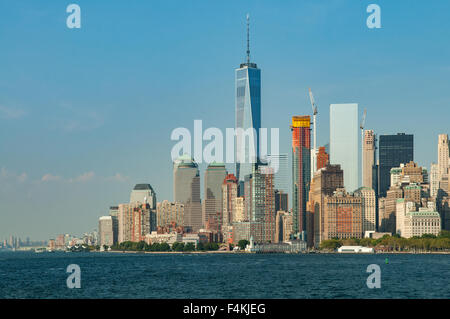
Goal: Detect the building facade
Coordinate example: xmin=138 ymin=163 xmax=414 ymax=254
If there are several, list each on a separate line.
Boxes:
xmin=324 ymin=188 xmax=363 ymax=240
xmin=99 ymin=216 xmax=114 ymax=247
xmin=378 ymin=133 xmax=414 ymax=197
xmin=173 ymin=154 xmax=202 ymax=232
xmin=156 ymin=200 xmax=184 ymax=228
xmin=307 ymin=164 xmax=344 ymax=248
xmin=204 ymin=163 xmax=227 ymax=232
xmin=291 ymin=115 xmax=311 ymax=240
xmin=235 ymin=19 xmax=261 ymax=184
xmin=363 ymin=130 xmax=376 ymax=189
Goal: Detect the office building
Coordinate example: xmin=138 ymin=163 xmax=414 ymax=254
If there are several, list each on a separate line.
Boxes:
xmin=99 ymin=216 xmax=114 ymax=247
xmin=379 ymin=133 xmax=414 ymax=197
xmin=130 ymin=184 xmax=156 ymax=209
xmin=330 ymin=103 xmax=359 ymax=192
xmin=274 ymin=189 xmax=288 ymax=212
xmin=173 ymin=154 xmax=202 ymax=231
xmin=267 ymin=153 xmax=289 ymax=194
xmin=204 ymin=163 xmax=227 ymax=232
xmin=235 ymin=16 xmax=261 ymax=184
xmin=291 ymin=115 xmax=311 ymax=240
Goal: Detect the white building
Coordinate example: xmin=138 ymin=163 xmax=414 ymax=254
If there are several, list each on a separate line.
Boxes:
xmin=396 ymin=199 xmax=441 ymax=238
xmin=337 ymin=246 xmax=374 ymax=253
xmin=145 ymin=231 xmax=182 ymax=246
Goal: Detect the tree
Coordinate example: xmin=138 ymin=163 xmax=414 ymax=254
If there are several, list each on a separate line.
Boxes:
xmin=319 ymin=239 xmax=341 ymax=251
xmin=184 ymin=242 xmax=195 ymax=251
xmin=238 ymin=240 xmax=249 ymax=250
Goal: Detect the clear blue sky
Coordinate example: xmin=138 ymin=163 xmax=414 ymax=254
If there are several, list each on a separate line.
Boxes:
xmin=1 ymin=0 xmax=449 ymax=240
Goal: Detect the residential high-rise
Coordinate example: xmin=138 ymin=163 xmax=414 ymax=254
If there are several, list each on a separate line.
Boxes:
xmin=109 ymin=206 xmax=119 ymax=245
xmin=266 ymin=154 xmax=289 ymax=194
xmin=99 ymin=216 xmax=114 ymax=248
xmin=233 ymin=197 xmax=245 ymax=222
xmin=363 ymin=130 xmax=376 ymax=189
xmin=354 ymin=187 xmax=377 ymax=234
xmin=438 ymin=134 xmax=450 ymax=181
xmin=204 ymin=163 xmax=227 ymax=233
xmin=430 ymin=163 xmax=439 ymax=198
xmin=156 ymin=200 xmax=184 ymax=228
xmin=244 ymin=163 xmax=276 ymax=243
xmin=307 ymin=164 xmax=344 ymax=248
xmin=291 ymin=116 xmax=311 ymax=240
xmin=235 ymin=15 xmax=261 ymax=184
xmin=323 ymin=188 xmax=363 ymax=240
xmin=222 ymin=174 xmax=238 ymax=227
xmin=130 ymin=184 xmax=156 ymax=208
xmin=330 ymin=103 xmax=359 ymax=192
xmin=118 ymin=202 xmax=156 ymax=243
xmin=316 ymin=146 xmax=329 ymax=170
xmin=173 ymin=154 xmax=202 ymax=231
xmin=378 ymin=133 xmax=414 ymax=197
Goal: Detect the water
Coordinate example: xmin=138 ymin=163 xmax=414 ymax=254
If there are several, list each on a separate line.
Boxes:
xmin=0 ymin=251 xmax=449 ymax=298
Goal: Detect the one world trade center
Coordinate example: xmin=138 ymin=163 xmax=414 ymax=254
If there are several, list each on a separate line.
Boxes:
xmin=235 ymin=14 xmax=261 ymax=187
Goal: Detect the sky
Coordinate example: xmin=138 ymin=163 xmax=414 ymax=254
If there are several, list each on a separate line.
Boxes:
xmin=0 ymin=0 xmax=449 ymax=241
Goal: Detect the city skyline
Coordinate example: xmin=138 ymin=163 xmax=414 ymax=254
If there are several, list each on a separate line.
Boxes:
xmin=1 ymin=1 xmax=450 ymax=240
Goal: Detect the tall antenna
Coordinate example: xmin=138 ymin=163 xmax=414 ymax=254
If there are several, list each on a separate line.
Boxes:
xmin=246 ymin=13 xmax=250 ymax=63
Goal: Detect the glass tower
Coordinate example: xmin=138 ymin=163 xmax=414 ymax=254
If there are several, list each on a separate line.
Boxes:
xmin=378 ymin=133 xmax=414 ymax=197
xmin=330 ymin=103 xmax=359 ymax=193
xmin=235 ymin=15 xmax=261 ymax=184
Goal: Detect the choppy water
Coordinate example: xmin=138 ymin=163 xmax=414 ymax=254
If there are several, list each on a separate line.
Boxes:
xmin=0 ymin=251 xmax=449 ymax=298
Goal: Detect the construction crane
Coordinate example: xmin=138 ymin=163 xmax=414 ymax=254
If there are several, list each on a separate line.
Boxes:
xmin=309 ymin=88 xmax=318 ymax=175
xmin=360 ymin=108 xmax=367 ymax=187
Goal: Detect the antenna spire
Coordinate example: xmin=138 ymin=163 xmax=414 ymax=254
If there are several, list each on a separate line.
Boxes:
xmin=246 ymin=13 xmax=250 ymax=63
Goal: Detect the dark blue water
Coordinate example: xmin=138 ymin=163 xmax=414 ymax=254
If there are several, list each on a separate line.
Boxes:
xmin=0 ymin=252 xmax=449 ymax=298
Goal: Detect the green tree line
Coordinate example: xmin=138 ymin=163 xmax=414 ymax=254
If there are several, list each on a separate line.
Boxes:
xmin=320 ymin=230 xmax=450 ymax=252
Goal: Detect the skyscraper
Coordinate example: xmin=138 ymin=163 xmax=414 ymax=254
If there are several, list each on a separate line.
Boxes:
xmin=378 ymin=133 xmax=414 ymax=197
xmin=291 ymin=116 xmax=311 ymax=239
xmin=235 ymin=15 xmax=261 ymax=184
xmin=173 ymin=154 xmax=202 ymax=231
xmin=363 ymin=130 xmax=376 ymax=189
xmin=204 ymin=163 xmax=227 ymax=232
xmin=438 ymin=134 xmax=449 ymax=182
xmin=130 ymin=184 xmax=156 ymax=209
xmin=267 ymin=153 xmax=289 ymax=194
xmin=330 ymin=103 xmax=359 ymax=193
xmin=99 ymin=216 xmax=114 ymax=248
